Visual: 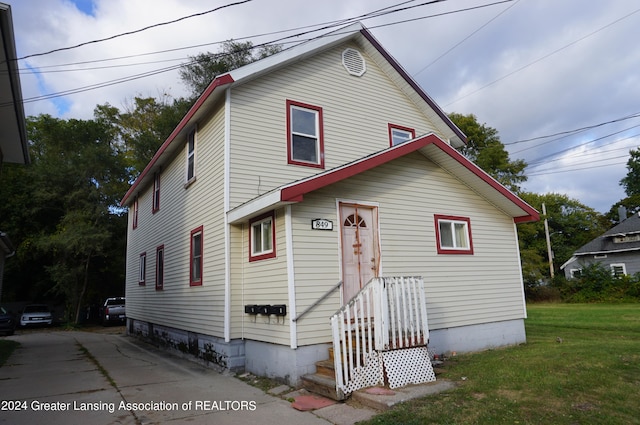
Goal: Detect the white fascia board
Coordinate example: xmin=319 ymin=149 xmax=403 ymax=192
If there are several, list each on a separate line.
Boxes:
xmin=229 ymin=22 xmax=363 ymax=84
xmin=227 ymin=191 xmax=283 ymax=224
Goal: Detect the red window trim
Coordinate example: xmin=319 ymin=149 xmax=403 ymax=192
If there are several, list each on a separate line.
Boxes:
xmin=286 ymin=99 xmax=324 ymax=169
xmin=434 ymin=214 xmax=474 ymax=255
xmin=388 ymin=123 xmax=416 ymax=147
xmin=155 ymin=245 xmax=164 ymax=291
xmin=132 ymin=196 xmax=139 ymax=229
xmin=152 ymin=172 xmax=161 ymax=214
xmin=139 ymin=252 xmax=146 ymax=285
xmin=190 ymin=226 xmax=203 ymax=286
xmin=249 ymin=211 xmax=276 ymax=262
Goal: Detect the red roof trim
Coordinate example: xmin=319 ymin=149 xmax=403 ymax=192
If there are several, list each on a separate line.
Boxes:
xmin=428 ymin=138 xmax=539 ymax=223
xmin=280 ymin=134 xmax=438 ymax=202
xmin=359 ymin=28 xmax=467 ymax=145
xmin=120 ymin=73 xmax=235 ymax=206
xmin=279 ymin=133 xmax=539 ymax=223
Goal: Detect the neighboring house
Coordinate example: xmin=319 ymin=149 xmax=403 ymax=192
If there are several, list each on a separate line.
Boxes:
xmin=121 ymin=22 xmax=539 ymax=393
xmin=562 ymin=211 xmax=640 ymax=279
xmin=0 ymin=3 xmax=30 ymax=303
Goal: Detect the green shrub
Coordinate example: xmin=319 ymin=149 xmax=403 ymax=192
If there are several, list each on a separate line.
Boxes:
xmin=554 ymin=263 xmax=640 ymax=302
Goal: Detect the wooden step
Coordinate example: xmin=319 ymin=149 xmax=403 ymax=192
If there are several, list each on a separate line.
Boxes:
xmin=315 ymin=359 xmax=336 ymax=378
xmin=300 ymin=373 xmax=346 ymax=401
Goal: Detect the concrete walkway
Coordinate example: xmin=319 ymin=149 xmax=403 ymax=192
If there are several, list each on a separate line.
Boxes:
xmin=0 ymin=331 xmax=334 ymax=424
xmin=0 ymin=330 xmax=454 ymax=424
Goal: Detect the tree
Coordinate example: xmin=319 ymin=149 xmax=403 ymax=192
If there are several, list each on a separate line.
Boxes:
xmin=0 ymin=114 xmax=129 ymax=323
xmin=179 ymin=40 xmax=282 ymax=98
xmin=607 ymin=148 xmax=640 ymax=223
xmin=620 ymin=148 xmax=640 ymax=196
xmin=96 ymin=95 xmax=192 ymax=177
xmin=517 ymin=192 xmax=608 ymax=289
xmin=449 ymin=113 xmax=527 ymax=193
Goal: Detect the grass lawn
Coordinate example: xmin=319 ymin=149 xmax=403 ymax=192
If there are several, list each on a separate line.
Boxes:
xmin=362 ymin=303 xmax=640 ymax=425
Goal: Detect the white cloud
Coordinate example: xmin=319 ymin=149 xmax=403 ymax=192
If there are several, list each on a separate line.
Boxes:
xmin=8 ymin=0 xmax=640 ymax=212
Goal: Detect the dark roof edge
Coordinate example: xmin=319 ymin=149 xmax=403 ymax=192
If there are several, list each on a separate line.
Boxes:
xmin=359 ymin=28 xmax=467 ymax=145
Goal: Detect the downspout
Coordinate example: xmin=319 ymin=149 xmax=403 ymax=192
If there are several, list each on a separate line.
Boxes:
xmin=285 ymin=205 xmax=298 ymax=349
xmin=513 ymin=221 xmax=527 ymax=319
xmin=224 ymin=88 xmax=232 ymax=342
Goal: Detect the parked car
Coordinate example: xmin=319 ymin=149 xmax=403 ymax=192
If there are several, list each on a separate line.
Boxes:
xmin=20 ymin=304 xmax=53 ymax=327
xmin=101 ymin=297 xmax=125 ymax=325
xmin=0 ymin=306 xmax=16 ymax=335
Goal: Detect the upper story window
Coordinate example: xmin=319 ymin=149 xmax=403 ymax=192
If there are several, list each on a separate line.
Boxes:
xmin=190 ymin=226 xmax=203 ymax=286
xmin=152 ymin=171 xmax=161 ymax=213
xmin=186 ymin=128 xmax=196 ymax=183
xmin=249 ymin=211 xmax=276 ymax=262
xmin=611 ymin=263 xmax=626 ymax=277
xmin=434 ymin=214 xmax=473 ymax=255
xmin=139 ymin=252 xmax=146 ymax=285
xmin=388 ymin=124 xmax=415 ymax=146
xmin=287 ymin=100 xmax=324 ymax=168
xmin=156 ymin=245 xmax=164 ymax=290
xmin=132 ymin=196 xmax=139 ymax=229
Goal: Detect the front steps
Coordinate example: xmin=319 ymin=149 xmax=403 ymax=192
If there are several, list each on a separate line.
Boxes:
xmin=301 ymin=347 xmax=346 ymax=401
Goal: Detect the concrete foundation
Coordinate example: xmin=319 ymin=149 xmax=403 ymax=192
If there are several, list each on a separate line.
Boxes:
xmin=428 ymin=318 xmax=526 ymax=355
xmin=127 ymin=317 xmax=526 ymax=385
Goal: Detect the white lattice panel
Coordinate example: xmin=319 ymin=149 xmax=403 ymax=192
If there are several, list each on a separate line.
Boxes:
xmin=339 ymin=352 xmax=384 ymax=394
xmin=382 ymin=347 xmax=436 ymax=389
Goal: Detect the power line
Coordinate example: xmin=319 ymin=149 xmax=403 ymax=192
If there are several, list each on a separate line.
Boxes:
xmin=444 ymin=6 xmax=640 ymax=107
xmin=413 ymin=0 xmax=520 ymax=76
xmin=506 ymin=111 xmax=640 ymax=148
xmin=10 ymin=0 xmax=513 ymax=107
xmin=525 ymin=124 xmax=640 ymax=167
xmin=527 ymin=160 xmax=626 ymax=177
xmin=17 ymin=0 xmax=256 ymax=61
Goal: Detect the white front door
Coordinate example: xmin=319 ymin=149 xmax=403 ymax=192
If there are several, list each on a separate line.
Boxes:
xmin=339 ymin=203 xmax=380 ymax=305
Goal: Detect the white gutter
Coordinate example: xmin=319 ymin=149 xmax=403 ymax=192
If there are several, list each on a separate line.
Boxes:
xmin=285 ymin=205 xmax=297 ymax=349
xmin=224 ymin=87 xmax=231 ymax=342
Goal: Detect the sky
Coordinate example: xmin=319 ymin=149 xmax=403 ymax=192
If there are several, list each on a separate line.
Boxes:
xmin=6 ymin=0 xmax=640 ymax=213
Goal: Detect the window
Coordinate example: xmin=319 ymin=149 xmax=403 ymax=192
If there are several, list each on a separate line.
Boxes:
xmin=249 ymin=212 xmax=276 ymax=261
xmin=156 ymin=245 xmax=164 ymax=290
xmin=287 ymin=100 xmax=324 ymax=168
xmin=610 ymin=263 xmax=626 ymax=277
xmin=434 ymin=214 xmax=473 ymax=255
xmin=190 ymin=226 xmax=203 ymax=286
xmin=186 ymin=128 xmax=196 ymax=182
xmin=570 ymin=269 xmax=583 ymax=278
xmin=132 ymin=196 xmax=139 ymax=229
xmin=139 ymin=252 xmax=146 ymax=285
xmin=388 ymin=124 xmax=415 ymax=146
xmin=152 ymin=171 xmax=161 ymax=213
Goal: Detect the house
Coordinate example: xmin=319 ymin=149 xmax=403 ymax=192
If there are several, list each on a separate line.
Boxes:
xmin=561 ymin=209 xmax=640 ymax=278
xmin=120 ymin=22 xmax=539 ymax=395
xmin=0 ymin=2 xmax=30 ymax=303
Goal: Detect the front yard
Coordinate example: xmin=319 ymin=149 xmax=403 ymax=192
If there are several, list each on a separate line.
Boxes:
xmin=362 ymin=303 xmax=640 ymax=425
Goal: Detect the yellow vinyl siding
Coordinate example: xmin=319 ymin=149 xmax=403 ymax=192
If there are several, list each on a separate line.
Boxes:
xmin=228 ymin=42 xmax=441 ymax=209
xmin=125 ymin=101 xmax=227 ymax=336
xmin=285 ymin=152 xmax=524 ymax=346
xmin=230 ymin=209 xmax=290 ymax=344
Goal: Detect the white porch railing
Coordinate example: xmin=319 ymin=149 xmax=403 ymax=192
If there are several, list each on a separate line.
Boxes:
xmin=330 ymin=276 xmax=433 ymax=397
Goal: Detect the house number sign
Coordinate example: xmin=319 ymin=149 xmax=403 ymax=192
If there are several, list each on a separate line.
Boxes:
xmin=311 ymin=219 xmax=333 ymax=231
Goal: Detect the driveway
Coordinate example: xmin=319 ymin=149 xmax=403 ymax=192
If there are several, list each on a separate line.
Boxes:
xmin=0 ymin=330 xmax=333 ymax=425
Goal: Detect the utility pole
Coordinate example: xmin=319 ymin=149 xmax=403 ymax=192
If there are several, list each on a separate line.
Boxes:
xmin=542 ymin=203 xmax=554 ymax=278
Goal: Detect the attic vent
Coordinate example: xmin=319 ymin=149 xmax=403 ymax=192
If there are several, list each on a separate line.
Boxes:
xmin=342 ymin=48 xmax=366 ymax=77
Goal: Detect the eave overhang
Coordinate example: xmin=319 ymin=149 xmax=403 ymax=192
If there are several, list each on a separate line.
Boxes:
xmin=227 ymin=133 xmax=539 ymax=224
xmin=120 ymin=22 xmax=468 ymax=207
